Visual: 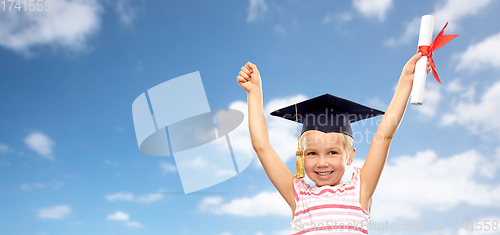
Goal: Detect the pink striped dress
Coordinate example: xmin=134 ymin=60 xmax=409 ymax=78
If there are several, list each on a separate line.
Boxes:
xmin=290 ymin=167 xmax=371 ymax=235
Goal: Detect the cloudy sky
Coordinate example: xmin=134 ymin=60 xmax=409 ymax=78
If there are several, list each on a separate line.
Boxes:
xmin=1 ymin=0 xmax=500 ymax=234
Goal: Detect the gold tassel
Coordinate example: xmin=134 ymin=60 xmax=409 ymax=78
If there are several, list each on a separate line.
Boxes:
xmin=294 ymin=104 xmax=305 ymax=178
xmin=295 ymin=149 xmax=304 ymax=178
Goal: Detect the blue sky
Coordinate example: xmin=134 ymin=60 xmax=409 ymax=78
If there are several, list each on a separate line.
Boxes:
xmin=1 ymin=0 xmax=500 ymax=234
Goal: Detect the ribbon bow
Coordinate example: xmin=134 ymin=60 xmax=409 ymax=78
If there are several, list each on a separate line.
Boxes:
xmin=418 ymin=22 xmax=459 ymax=83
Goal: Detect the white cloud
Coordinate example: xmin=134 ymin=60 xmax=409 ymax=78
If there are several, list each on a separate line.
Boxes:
xmin=160 ymin=161 xmax=177 ymax=173
xmin=174 ymin=129 xmax=241 ymax=188
xmin=496 ymin=146 xmax=500 ymax=164
xmin=125 ymin=221 xmax=143 ymax=228
xmin=21 ymin=183 xmax=45 ymax=190
xmin=413 ymin=82 xmax=441 ymax=117
xmin=192 ymin=156 xmax=208 ymax=168
xmin=272 ymin=229 xmax=291 ymax=235
xmin=105 ymin=159 xmax=118 ymax=166
xmin=448 ymin=78 xmax=477 ymax=102
xmin=372 ymin=149 xmax=500 ymax=221
xmin=446 ymin=78 xmax=465 ymax=93
xmin=226 ymin=94 xmax=307 ymax=169
xmin=38 ymin=205 xmax=71 ymax=219
xmin=214 ymin=169 xmax=236 ymax=178
xmin=265 ymin=94 xmax=309 ymax=165
xmin=136 ymin=193 xmax=163 ymax=203
xmin=252 ymin=231 xmax=289 ymax=235
xmin=198 ymin=191 xmax=290 ymax=217
xmin=199 ymin=197 xmax=223 ymax=210
xmin=20 ymin=181 xmax=64 ymax=191
xmin=440 ymin=80 xmax=500 ymax=138
xmin=106 ymin=211 xmax=129 ymax=221
xmin=386 ymin=0 xmax=492 ymax=46
xmin=105 ymin=192 xmax=135 ymax=201
xmin=455 ymin=32 xmax=500 ymax=71
xmin=0 ymin=142 xmax=9 ymax=153
xmin=386 ymin=17 xmax=421 ymax=46
xmin=431 ymin=0 xmax=492 ymax=32
xmin=323 ymin=12 xmax=353 ymax=25
xmin=445 ymin=78 xmax=477 ymax=104
xmin=24 ymin=132 xmax=55 ymax=160
xmin=107 ymin=211 xmax=143 ymax=228
xmin=115 ymin=0 xmax=136 ymax=26
xmin=0 ymin=0 xmax=102 ymax=55
xmin=352 ymin=0 xmax=393 ymax=21
xmin=247 ymin=0 xmax=268 ymax=22
xmin=225 ymin=101 xmax=254 ymax=167
xmin=105 ymin=192 xmax=163 ymax=203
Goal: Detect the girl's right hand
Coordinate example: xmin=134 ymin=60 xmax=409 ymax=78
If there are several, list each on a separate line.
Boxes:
xmin=237 ymin=62 xmax=262 ymax=93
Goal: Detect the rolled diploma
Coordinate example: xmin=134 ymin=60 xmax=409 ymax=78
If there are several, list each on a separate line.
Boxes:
xmin=411 ymin=15 xmax=435 ymax=105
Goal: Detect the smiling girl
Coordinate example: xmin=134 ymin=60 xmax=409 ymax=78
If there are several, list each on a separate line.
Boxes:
xmin=236 ymin=52 xmax=430 ymax=234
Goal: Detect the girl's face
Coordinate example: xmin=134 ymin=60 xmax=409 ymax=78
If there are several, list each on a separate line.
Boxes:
xmin=302 ymin=131 xmax=354 ymax=188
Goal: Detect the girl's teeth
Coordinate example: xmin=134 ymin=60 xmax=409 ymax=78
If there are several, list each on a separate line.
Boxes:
xmin=318 ymin=171 xmax=332 ymax=176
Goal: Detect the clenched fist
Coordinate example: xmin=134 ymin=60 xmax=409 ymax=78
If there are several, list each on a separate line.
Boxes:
xmin=400 ymin=52 xmax=432 ymax=85
xmin=237 ymin=62 xmax=262 ymax=93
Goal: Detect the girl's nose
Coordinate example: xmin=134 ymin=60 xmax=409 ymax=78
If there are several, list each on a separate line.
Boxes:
xmin=317 ymin=156 xmax=329 ymax=167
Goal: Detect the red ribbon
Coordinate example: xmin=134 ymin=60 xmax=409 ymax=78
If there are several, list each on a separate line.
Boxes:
xmin=417 ymin=22 xmax=459 ymax=83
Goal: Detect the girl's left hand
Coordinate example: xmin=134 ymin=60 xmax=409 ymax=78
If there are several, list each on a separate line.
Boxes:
xmin=401 ymin=52 xmax=432 ymax=84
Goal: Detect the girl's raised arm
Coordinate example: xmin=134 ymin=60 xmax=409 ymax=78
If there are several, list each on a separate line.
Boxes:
xmin=237 ymin=62 xmax=297 ymax=214
xmin=360 ymin=53 xmax=429 ymax=212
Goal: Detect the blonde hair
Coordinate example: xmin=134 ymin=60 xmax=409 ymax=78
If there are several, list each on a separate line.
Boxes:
xmin=299 ymin=131 xmax=354 ymax=159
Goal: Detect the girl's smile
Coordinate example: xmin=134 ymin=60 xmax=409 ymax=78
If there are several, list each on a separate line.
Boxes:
xmin=315 ymin=170 xmax=334 ymax=179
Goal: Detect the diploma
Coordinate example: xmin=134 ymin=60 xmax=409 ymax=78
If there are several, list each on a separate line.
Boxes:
xmin=411 ymin=15 xmax=435 ymax=105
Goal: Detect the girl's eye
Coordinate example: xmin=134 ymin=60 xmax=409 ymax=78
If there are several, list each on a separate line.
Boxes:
xmin=307 ymin=152 xmax=316 ymax=155
xmin=329 ymin=151 xmax=338 ymax=155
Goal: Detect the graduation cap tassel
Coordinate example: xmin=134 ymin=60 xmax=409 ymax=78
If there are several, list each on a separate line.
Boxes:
xmin=295 ymin=104 xmax=305 ymax=178
xmin=295 ymin=149 xmax=304 ymax=178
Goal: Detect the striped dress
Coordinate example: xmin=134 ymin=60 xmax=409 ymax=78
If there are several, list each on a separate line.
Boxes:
xmin=290 ymin=167 xmax=371 ymax=235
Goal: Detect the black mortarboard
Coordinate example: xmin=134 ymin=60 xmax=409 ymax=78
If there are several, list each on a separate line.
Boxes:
xmin=270 ymin=93 xmax=385 ymax=139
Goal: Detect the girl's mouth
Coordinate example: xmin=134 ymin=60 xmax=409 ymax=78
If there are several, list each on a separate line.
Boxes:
xmin=315 ymin=171 xmax=333 ymax=179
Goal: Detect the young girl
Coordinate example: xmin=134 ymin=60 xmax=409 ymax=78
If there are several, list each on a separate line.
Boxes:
xmin=236 ymin=53 xmax=430 ymax=234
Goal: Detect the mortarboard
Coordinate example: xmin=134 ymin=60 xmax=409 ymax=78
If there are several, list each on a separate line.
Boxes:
xmin=269 ymin=93 xmax=385 ymax=178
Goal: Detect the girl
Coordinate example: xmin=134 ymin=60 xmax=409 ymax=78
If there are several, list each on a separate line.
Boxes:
xmin=236 ymin=53 xmax=431 ymax=234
